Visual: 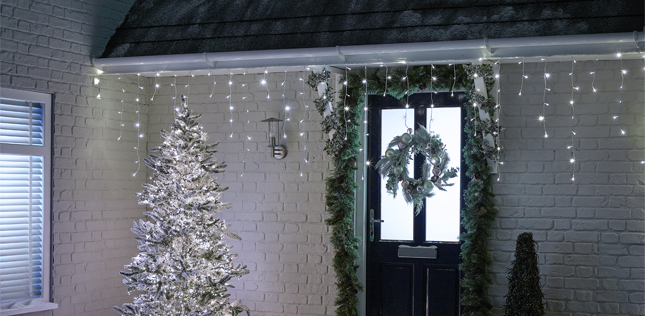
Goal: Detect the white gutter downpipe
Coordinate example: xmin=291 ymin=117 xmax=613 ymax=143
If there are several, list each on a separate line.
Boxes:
xmin=92 ymin=32 xmax=644 ymax=74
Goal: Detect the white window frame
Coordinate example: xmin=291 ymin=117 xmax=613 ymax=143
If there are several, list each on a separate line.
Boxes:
xmin=0 ymin=87 xmax=57 ymax=315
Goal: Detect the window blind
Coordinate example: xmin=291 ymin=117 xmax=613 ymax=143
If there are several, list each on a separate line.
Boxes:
xmin=0 ymin=90 xmax=51 ymax=313
xmin=0 ymin=154 xmax=44 ymax=302
xmin=0 ymin=99 xmax=44 ymax=146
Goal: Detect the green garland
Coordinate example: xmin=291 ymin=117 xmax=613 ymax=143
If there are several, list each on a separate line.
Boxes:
xmin=375 ymin=125 xmax=459 ymax=215
xmin=308 ymin=64 xmax=501 ymax=315
xmin=460 ymin=65 xmax=502 ymax=316
xmin=307 ymin=71 xmax=363 ymax=316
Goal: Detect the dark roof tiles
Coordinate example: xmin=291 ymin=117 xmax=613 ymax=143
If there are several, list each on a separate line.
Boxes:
xmin=101 ymin=0 xmax=644 ymax=58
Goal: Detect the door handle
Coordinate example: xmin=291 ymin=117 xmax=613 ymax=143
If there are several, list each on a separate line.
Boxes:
xmin=369 ymin=209 xmax=384 ymax=242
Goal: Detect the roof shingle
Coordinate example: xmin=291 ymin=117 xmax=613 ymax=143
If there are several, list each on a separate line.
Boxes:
xmin=101 ymin=0 xmax=644 ymax=58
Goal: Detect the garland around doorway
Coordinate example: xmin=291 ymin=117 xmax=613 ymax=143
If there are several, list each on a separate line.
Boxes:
xmin=308 ymin=64 xmax=501 ymax=316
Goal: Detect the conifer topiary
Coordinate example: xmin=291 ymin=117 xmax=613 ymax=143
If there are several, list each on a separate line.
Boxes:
xmin=503 ymin=232 xmax=545 ymax=316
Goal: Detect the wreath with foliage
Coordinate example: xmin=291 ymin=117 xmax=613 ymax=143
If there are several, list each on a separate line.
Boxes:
xmin=375 ymin=125 xmax=459 ymax=214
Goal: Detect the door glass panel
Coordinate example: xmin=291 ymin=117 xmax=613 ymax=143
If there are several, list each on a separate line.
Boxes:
xmin=380 ymin=109 xmax=414 ymax=241
xmin=426 ymin=107 xmax=461 ymax=242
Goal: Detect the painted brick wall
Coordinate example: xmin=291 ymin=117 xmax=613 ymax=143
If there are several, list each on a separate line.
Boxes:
xmin=1 ymin=1 xmax=145 ymax=315
xmin=2 ymin=1 xmax=643 ymax=315
xmin=491 ymin=60 xmax=645 ymax=315
xmin=145 ymin=72 xmax=336 ymax=315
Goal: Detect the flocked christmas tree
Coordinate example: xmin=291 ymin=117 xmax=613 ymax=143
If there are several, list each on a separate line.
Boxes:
xmin=115 ymin=97 xmax=249 ymax=316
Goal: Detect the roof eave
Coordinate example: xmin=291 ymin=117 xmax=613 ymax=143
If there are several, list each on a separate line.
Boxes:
xmin=93 ymin=31 xmax=645 ymax=75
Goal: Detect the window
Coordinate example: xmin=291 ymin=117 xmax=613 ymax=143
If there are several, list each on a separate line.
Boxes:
xmin=0 ymin=88 xmax=56 ymax=315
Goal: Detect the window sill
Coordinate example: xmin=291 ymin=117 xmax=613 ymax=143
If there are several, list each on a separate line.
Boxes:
xmin=0 ymin=300 xmax=58 ymax=315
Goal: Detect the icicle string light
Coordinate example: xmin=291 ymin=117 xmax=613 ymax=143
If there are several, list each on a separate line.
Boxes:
xmin=494 ymin=61 xmax=503 ymax=181
xmin=451 ymin=63 xmax=456 ymax=97
xmin=209 ymin=70 xmax=217 ymax=98
xmin=518 ymin=59 xmax=526 ymax=95
xmin=300 ymin=71 xmax=309 ymax=176
xmin=133 ymin=73 xmax=142 ymax=177
xmin=186 ymin=72 xmax=194 ymax=100
xmin=363 ymin=65 xmax=368 ymax=126
xmin=430 ymin=65 xmax=436 ymax=106
xmin=617 ymin=53 xmax=627 ymax=135
xmin=172 ymin=75 xmax=178 ymax=117
xmin=95 ymin=70 xmax=102 ymax=99
xmin=343 ymin=66 xmax=349 ymax=141
xmin=228 ymin=72 xmax=234 ymax=138
xmin=642 ymin=56 xmax=645 ymax=165
xmin=382 ymin=64 xmax=389 ymax=97
xmin=591 ymin=57 xmax=598 ymax=93
xmin=404 ymin=64 xmax=410 ymax=129
xmin=117 ymin=76 xmax=125 ymax=141
xmin=151 ymin=72 xmax=159 ymax=101
xmin=429 ymin=64 xmax=435 ymax=132
xmin=261 ymin=69 xmax=270 ymax=99
xmin=283 ymin=68 xmax=290 ymax=141
xmin=241 ymin=72 xmax=248 ymax=178
xmin=569 ymin=59 xmax=577 ymax=182
xmin=541 ymin=60 xmax=549 ymax=139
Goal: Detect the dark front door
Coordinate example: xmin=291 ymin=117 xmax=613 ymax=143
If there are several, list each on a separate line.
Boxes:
xmin=366 ymin=92 xmax=465 ymax=316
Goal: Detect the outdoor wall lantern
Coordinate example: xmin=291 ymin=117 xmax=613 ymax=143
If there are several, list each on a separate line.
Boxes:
xmin=261 ymin=117 xmax=287 ymax=159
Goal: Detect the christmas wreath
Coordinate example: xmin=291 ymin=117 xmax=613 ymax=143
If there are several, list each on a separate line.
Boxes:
xmin=375 ymin=124 xmax=459 ymax=214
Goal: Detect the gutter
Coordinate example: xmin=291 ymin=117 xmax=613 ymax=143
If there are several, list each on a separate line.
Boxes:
xmin=92 ymin=31 xmax=644 ymax=75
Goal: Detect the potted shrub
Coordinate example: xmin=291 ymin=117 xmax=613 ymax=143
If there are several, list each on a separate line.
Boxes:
xmin=503 ymin=232 xmax=545 ymax=316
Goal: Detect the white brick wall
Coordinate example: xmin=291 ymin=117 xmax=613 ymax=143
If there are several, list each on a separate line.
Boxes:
xmin=146 ymin=72 xmax=336 ymax=316
xmin=2 ymin=0 xmax=643 ymax=315
xmin=1 ymin=1 xmax=145 ymax=315
xmin=491 ymin=60 xmax=645 ymax=315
